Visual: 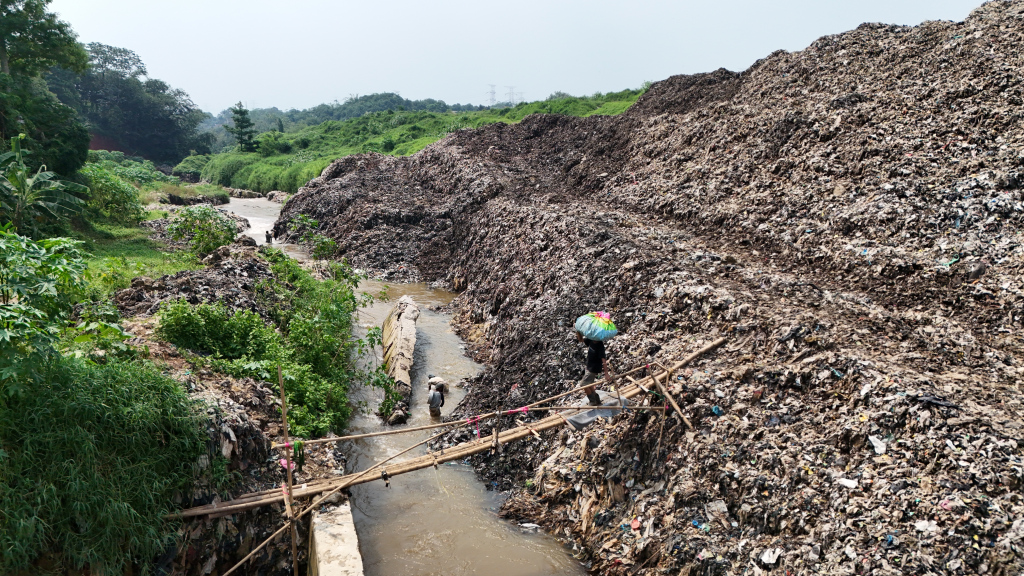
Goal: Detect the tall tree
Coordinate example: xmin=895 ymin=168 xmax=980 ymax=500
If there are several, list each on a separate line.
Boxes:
xmin=0 ymin=0 xmax=88 ymax=175
xmin=225 ymin=102 xmax=257 ymax=152
xmin=0 ymin=0 xmax=86 ymax=76
xmin=46 ymin=43 xmax=213 ymax=163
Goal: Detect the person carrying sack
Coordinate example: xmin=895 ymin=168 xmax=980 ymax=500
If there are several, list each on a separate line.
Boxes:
xmin=573 ymin=311 xmax=618 ymax=406
xmin=427 ymin=375 xmax=447 ymax=417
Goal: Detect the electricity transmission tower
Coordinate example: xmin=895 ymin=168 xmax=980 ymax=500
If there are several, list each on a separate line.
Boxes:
xmin=506 ymin=86 xmax=516 ymax=106
xmin=487 ymin=85 xmax=496 ymax=107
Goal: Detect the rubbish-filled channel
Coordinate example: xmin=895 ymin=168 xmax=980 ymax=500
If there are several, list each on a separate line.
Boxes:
xmin=224 ymin=198 xmax=584 ymax=576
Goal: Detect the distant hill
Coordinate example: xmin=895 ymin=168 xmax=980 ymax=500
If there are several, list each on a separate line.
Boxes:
xmin=181 ymin=88 xmax=646 ymax=193
xmin=200 ymin=93 xmax=489 ymax=153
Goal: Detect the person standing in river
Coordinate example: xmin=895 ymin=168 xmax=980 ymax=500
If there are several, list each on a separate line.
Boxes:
xmin=576 ymin=331 xmax=613 ymax=406
xmin=427 ymin=375 xmax=447 ymax=417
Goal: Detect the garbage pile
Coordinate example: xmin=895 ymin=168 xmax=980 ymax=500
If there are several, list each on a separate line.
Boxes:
xmin=277 ymin=1 xmax=1024 ymax=573
xmin=113 ymin=248 xmax=274 ymax=318
xmin=227 ymin=187 xmax=265 ymax=199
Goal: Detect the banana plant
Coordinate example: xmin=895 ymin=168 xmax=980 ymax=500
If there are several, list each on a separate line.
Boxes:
xmin=0 ymin=135 xmax=86 ymax=236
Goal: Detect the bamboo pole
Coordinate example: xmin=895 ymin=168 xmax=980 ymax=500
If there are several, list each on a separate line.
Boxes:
xmin=221 ymin=422 xmax=472 ymax=576
xmin=279 ymin=366 xmax=299 ymax=576
xmin=271 ymin=364 xmax=653 ymax=450
xmin=174 ymin=338 xmax=727 ymax=520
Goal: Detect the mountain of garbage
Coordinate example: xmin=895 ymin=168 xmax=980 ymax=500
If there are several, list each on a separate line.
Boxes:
xmin=278 ymin=1 xmax=1024 ymax=573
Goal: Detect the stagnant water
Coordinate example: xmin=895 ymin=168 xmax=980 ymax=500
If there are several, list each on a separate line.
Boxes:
xmin=224 ymin=198 xmax=584 ymax=576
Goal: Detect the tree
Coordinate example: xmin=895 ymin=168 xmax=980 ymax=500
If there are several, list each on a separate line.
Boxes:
xmin=0 ymin=0 xmax=86 ymax=76
xmin=0 ymin=1 xmax=88 ymax=175
xmin=225 ymin=102 xmax=257 ymax=152
xmin=0 ymin=135 xmax=85 ymax=236
xmin=85 ymin=42 xmax=146 ymax=79
xmin=45 ymin=43 xmax=213 ymax=163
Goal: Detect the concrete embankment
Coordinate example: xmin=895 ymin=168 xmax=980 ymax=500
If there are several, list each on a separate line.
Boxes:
xmin=311 ymin=504 xmax=364 ymax=576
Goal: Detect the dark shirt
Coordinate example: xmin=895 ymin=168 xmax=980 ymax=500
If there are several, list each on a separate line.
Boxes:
xmin=584 ymin=339 xmax=605 ymax=373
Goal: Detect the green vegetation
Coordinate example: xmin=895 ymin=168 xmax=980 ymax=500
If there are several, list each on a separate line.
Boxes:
xmin=0 ymin=135 xmax=86 ymax=236
xmin=46 ymin=43 xmax=212 ymax=163
xmin=0 ymin=0 xmax=90 ymax=176
xmin=152 ymin=181 xmax=229 ymax=205
xmin=200 ymin=92 xmax=487 ymax=151
xmin=0 ymin=225 xmax=84 ymax=393
xmin=0 ymin=228 xmax=208 ymax=574
xmin=289 ymin=214 xmax=337 ymax=259
xmin=196 ymin=88 xmax=646 ymax=193
xmin=79 ymin=163 xmax=145 ymax=224
xmin=68 ymin=150 xmax=203 ymax=297
xmin=224 ymin=102 xmax=257 ymax=153
xmin=84 ymin=150 xmax=178 ymax=188
xmin=158 ymin=248 xmax=382 ymax=437
xmin=0 ymin=357 xmax=205 ymax=575
xmin=158 ymin=301 xmax=279 ymax=360
xmin=166 ymin=204 xmax=237 ymax=255
xmin=170 ymin=153 xmax=209 ymax=181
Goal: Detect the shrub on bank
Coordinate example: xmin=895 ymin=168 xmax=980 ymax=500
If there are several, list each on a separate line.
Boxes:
xmin=0 ymin=357 xmax=205 ymax=575
xmin=0 ymin=228 xmax=206 ymax=574
xmin=80 ymin=164 xmax=145 ymax=224
xmin=155 ymin=248 xmax=379 ymax=437
xmin=166 ymin=204 xmax=237 ymax=255
xmin=157 ymin=300 xmax=281 ymax=359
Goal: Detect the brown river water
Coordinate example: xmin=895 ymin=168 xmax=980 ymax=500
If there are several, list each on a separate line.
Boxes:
xmin=224 ymin=198 xmax=584 ymax=576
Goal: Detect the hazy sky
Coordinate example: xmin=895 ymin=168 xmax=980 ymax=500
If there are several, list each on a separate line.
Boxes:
xmin=50 ymin=0 xmax=983 ymax=114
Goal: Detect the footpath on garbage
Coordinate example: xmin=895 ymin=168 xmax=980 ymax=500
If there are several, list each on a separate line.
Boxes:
xmin=277 ymin=1 xmax=1024 ymax=574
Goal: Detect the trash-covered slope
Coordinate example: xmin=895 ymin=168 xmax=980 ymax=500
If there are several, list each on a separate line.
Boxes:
xmin=278 ymin=1 xmax=1024 ymax=573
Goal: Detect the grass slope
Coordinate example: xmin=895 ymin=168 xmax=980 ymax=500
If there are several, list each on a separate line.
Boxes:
xmin=192 ymin=88 xmax=646 ymax=193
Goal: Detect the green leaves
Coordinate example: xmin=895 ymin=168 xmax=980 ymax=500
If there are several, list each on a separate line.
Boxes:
xmin=165 ymin=204 xmax=237 ymax=255
xmin=0 ymin=0 xmax=87 ymax=76
xmin=157 ymin=300 xmax=281 ymax=360
xmin=0 ymin=356 xmax=204 ymax=574
xmin=0 ymin=225 xmax=85 ymax=396
xmin=225 ymin=102 xmax=257 ymax=153
xmin=0 ymin=135 xmax=85 ymax=236
xmin=80 ymin=163 xmax=145 ymax=224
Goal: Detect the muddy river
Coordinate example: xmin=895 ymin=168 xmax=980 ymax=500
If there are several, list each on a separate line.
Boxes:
xmin=224 ymin=198 xmax=584 ymax=576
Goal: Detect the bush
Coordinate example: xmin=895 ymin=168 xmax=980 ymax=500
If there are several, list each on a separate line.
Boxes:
xmin=171 ymin=154 xmax=210 ymax=181
xmin=85 ymin=151 xmax=177 ymax=187
xmin=166 ymin=204 xmax=237 ymax=255
xmin=199 ymin=153 xmax=259 ymax=187
xmin=211 ymin=358 xmax=350 ymax=436
xmin=157 ymin=300 xmax=281 ymax=360
xmin=80 ymin=164 xmax=145 ymax=224
xmin=0 ymin=227 xmax=85 ymax=395
xmin=0 ymin=356 xmax=204 ymax=574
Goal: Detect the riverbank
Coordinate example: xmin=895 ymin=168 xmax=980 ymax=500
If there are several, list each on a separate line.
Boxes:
xmin=156 ymin=199 xmax=582 ymax=576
